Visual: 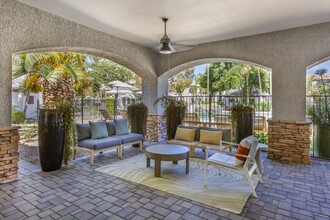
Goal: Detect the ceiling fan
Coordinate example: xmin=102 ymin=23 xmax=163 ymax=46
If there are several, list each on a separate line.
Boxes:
xmin=157 ymin=17 xmax=196 ymax=54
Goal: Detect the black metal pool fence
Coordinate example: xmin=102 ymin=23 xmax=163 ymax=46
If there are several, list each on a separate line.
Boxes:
xmin=73 ymin=95 xmax=329 ymax=158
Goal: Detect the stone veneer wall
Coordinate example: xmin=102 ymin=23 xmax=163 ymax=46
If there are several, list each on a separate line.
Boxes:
xmin=0 ymin=126 xmax=20 ymax=183
xmin=268 ymin=120 xmax=311 ymax=164
xmin=146 ymin=114 xmax=166 ymax=142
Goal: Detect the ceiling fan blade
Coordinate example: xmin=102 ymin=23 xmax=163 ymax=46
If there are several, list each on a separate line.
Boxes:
xmin=169 ymin=44 xmax=177 ymax=53
xmin=153 ymin=44 xmax=162 ymax=50
xmin=151 ymin=43 xmax=195 ymax=53
xmin=171 ymin=43 xmax=196 ymax=52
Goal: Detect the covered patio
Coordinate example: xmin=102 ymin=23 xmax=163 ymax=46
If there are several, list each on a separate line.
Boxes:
xmin=1 ymin=147 xmax=330 ymax=219
xmin=1 ymin=0 xmax=330 ymax=219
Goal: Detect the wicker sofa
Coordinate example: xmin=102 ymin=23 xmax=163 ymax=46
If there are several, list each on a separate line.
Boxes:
xmin=167 ymin=125 xmax=232 ymax=157
xmin=73 ymin=120 xmax=143 ymax=165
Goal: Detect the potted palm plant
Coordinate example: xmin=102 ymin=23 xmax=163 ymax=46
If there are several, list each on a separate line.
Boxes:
xmin=307 ymin=68 xmax=330 ymax=158
xmin=23 ymin=52 xmax=92 ymax=171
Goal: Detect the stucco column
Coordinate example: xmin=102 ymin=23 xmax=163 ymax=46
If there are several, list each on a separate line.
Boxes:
xmin=0 ymin=50 xmax=13 ymax=128
xmin=142 ymin=75 xmax=158 ymax=114
xmin=156 ymin=76 xmax=169 ymax=115
xmin=272 ymin=65 xmax=306 ymax=120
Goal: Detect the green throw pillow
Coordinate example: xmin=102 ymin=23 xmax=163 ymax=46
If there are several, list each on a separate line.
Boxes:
xmin=89 ymin=121 xmax=108 ymax=139
xmin=114 ymin=119 xmax=129 ymax=135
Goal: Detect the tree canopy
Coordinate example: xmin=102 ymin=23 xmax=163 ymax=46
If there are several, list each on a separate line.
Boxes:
xmin=22 ymin=52 xmax=92 ymax=106
xmin=196 ymin=62 xmax=236 ymax=95
xmin=196 ymin=62 xmax=270 ymax=96
xmin=85 ymin=55 xmax=136 ymax=95
xmin=13 ymin=53 xmax=142 ymax=99
xmin=307 ymin=68 xmax=330 ymax=95
xmin=169 ymin=68 xmax=195 ymax=95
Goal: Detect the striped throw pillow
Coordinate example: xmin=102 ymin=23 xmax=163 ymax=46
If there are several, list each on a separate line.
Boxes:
xmin=234 ymin=138 xmax=252 ymax=166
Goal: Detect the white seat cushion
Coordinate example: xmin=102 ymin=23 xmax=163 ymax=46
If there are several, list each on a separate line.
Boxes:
xmin=208 ymin=153 xmax=242 ymax=169
xmin=203 ymin=143 xmax=227 ymax=151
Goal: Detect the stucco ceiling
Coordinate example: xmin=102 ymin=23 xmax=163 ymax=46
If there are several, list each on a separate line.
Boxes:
xmin=18 ymin=0 xmax=330 ymax=49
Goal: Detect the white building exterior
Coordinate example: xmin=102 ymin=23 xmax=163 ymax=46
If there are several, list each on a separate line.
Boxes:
xmin=12 ymin=74 xmax=42 ymax=119
xmin=12 ymin=92 xmax=42 ymax=119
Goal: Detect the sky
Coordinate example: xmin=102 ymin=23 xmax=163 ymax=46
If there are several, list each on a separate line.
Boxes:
xmin=193 ymin=61 xmax=330 ymax=76
xmin=194 ymin=64 xmax=207 ymax=75
xmin=306 ymin=60 xmax=330 ymax=74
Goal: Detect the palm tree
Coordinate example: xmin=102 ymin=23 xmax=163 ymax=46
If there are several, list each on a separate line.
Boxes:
xmin=12 ymin=53 xmax=41 ymax=118
xmin=23 ymin=52 xmax=92 ymax=166
xmin=24 ymin=52 xmax=92 ymax=107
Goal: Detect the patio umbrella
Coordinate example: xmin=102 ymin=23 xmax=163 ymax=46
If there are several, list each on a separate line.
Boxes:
xmin=12 ymin=74 xmax=28 ymax=91
xmin=108 ymin=81 xmax=140 ymax=118
xmin=108 ymin=80 xmax=139 ymax=91
xmin=105 ymin=89 xmax=134 ymax=94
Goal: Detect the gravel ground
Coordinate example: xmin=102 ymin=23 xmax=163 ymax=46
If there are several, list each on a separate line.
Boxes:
xmin=18 ymin=144 xmax=40 ymax=166
xmin=18 ymin=144 xmax=90 ymax=166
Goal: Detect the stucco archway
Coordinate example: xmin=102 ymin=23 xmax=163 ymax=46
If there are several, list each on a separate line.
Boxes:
xmin=160 ymin=57 xmax=271 ymax=80
xmin=155 ymin=23 xmax=330 ymax=121
xmin=157 ymin=58 xmax=272 ymax=114
xmin=9 ymin=47 xmax=159 ymax=125
xmin=15 ymin=47 xmax=155 ymax=80
xmin=0 ymin=1 xmax=159 ymax=127
xmin=307 ymin=56 xmax=330 ymax=71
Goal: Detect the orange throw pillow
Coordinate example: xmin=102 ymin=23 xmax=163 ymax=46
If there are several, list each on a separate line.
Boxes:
xmin=234 ymin=139 xmax=252 ymax=166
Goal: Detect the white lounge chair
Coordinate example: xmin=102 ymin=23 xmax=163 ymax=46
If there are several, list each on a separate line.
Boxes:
xmin=204 ymin=137 xmax=263 ymax=197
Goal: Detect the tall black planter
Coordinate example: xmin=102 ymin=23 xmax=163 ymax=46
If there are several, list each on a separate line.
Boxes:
xmin=166 ymin=105 xmax=186 ymax=140
xmin=232 ymin=107 xmax=254 ymax=143
xmin=127 ymin=103 xmax=148 ymax=148
xmin=38 ymin=109 xmax=64 ymax=172
xmin=314 ymin=125 xmax=330 ymax=158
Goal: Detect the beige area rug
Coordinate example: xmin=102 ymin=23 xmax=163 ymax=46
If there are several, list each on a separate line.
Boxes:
xmin=96 ymin=154 xmax=260 ymax=214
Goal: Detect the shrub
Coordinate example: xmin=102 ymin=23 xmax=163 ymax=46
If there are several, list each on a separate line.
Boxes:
xmin=200 ymin=100 xmax=224 ymax=106
xmin=105 ymin=97 xmax=114 ymax=115
xmin=254 ymin=101 xmax=271 ymax=112
xmin=154 ymin=94 xmax=187 ymax=140
xmin=12 ymin=106 xmax=25 ymax=124
xmin=200 ymin=100 xmax=211 ymax=104
xmin=127 ymin=103 xmax=148 ymax=136
xmin=24 ymin=124 xmax=38 ymax=142
xmin=254 ymin=131 xmax=268 ymax=145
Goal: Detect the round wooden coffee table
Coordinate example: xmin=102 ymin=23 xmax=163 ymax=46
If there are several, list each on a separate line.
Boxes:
xmin=145 ymin=144 xmax=190 ymax=177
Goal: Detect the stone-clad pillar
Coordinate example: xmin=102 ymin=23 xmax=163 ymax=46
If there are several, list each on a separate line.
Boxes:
xmin=146 ymin=114 xmax=166 ymax=142
xmin=0 ymin=126 xmax=20 ymax=183
xmin=267 ymin=119 xmax=311 ymax=164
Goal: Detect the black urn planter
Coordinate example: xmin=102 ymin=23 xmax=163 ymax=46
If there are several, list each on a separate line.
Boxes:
xmin=38 ymin=109 xmax=64 ymax=172
xmin=314 ymin=125 xmax=330 ymax=158
xmin=127 ymin=103 xmax=148 ymax=148
xmin=232 ymin=106 xmax=254 ymax=143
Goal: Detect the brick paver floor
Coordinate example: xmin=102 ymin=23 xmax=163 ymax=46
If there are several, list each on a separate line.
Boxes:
xmin=1 ymin=144 xmax=330 ymax=220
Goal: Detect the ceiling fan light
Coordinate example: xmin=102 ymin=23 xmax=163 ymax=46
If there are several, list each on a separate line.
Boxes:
xmin=160 ymin=43 xmax=172 ymax=54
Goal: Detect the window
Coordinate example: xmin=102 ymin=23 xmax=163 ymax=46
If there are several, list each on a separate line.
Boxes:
xmin=28 ymin=96 xmax=34 ymax=104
